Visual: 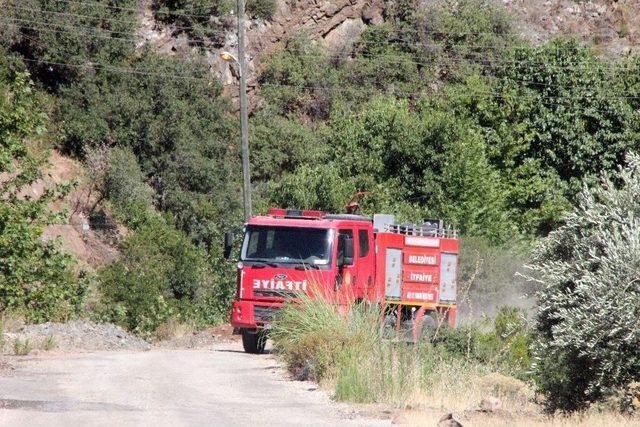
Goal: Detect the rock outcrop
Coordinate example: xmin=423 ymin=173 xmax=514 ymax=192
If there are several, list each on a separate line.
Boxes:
xmin=137 ymin=0 xmax=387 ymax=105
xmin=137 ymin=0 xmax=640 ymax=104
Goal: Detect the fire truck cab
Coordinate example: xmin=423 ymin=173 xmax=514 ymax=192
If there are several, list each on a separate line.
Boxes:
xmin=227 ymin=208 xmax=459 ymax=354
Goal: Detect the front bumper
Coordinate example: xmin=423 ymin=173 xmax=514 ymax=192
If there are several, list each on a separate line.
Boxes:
xmin=230 ymin=300 xmax=283 ymax=329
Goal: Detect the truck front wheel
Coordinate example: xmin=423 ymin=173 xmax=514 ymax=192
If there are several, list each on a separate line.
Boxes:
xmin=242 ymin=328 xmax=267 ymax=354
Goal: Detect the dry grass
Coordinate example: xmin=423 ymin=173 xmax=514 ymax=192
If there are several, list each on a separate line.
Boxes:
xmin=270 ymin=286 xmax=639 ymax=425
xmin=154 ymin=317 xmax=194 ymax=342
xmin=403 ymin=409 xmax=639 ymax=426
xmin=1 ymin=311 xmax=25 ymax=333
xmin=40 ymin=335 xmax=57 ymax=351
xmin=13 ymin=338 xmax=31 ymax=356
xmin=405 ymin=365 xmax=535 ymax=412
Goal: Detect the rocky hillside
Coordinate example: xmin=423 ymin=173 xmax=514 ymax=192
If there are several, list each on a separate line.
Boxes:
xmin=139 ymin=0 xmax=640 ymax=97
xmin=33 ymin=0 xmax=640 ymax=272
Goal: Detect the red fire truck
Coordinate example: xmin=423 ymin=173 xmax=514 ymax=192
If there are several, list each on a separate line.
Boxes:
xmin=226 ymin=208 xmax=459 ymax=353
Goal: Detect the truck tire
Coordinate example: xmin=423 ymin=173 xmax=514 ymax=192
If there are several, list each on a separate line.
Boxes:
xmin=242 ymin=329 xmax=267 ymax=354
xmin=417 ymin=313 xmax=438 ymax=342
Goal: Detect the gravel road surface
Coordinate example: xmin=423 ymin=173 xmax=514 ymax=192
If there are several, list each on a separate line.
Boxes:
xmin=0 ymin=341 xmax=390 ymax=427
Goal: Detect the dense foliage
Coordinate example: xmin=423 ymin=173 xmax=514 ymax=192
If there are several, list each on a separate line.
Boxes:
xmin=1 ymin=0 xmax=242 ymax=332
xmin=254 ymin=2 xmax=640 ymax=241
xmin=530 ymin=153 xmax=640 ymax=412
xmin=0 ymin=62 xmax=85 ymax=322
xmin=96 ymin=218 xmax=227 ymax=336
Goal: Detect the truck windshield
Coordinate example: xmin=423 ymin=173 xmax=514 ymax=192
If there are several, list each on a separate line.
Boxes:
xmin=241 ymin=226 xmax=333 ymax=266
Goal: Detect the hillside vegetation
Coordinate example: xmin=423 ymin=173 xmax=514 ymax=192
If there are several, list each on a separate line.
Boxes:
xmin=0 ymin=0 xmax=639 ymax=415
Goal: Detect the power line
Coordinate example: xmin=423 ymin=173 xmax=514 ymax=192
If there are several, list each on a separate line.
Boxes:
xmin=5 ymin=3 xmax=224 ymax=34
xmin=354 ymin=22 xmax=625 ymax=40
xmin=0 ymin=18 xmax=218 ymax=47
xmin=7 ymin=16 xmax=632 ymax=76
xmin=11 ymin=25 xmax=638 ymax=98
xmin=20 ymin=57 xmax=215 ymax=82
xmin=5 ymin=5 xmax=636 ymax=60
xmin=6 ymin=4 xmax=142 ymax=28
xmin=258 ymin=82 xmax=640 ymax=103
xmin=16 ymin=55 xmax=638 ymax=104
xmin=7 ymin=2 xmax=631 ymax=45
xmin=276 ymin=45 xmax=640 ymax=78
xmin=6 ymin=57 xmax=637 ymax=123
xmin=12 ymin=0 xmax=216 ymax=20
xmin=0 ymin=14 xmax=227 ymax=42
xmin=8 ymin=17 xmax=610 ymax=75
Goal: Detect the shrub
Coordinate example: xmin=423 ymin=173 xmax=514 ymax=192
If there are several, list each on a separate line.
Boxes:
xmin=102 ymin=147 xmax=157 ymax=229
xmin=271 ymin=293 xmax=531 ymax=407
xmin=246 ymin=0 xmax=277 ymax=20
xmin=269 ymin=296 xmax=378 ymax=381
xmin=0 ymin=63 xmax=85 ymax=323
xmin=96 ymin=218 xmax=219 ymax=336
xmin=431 ymin=308 xmax=531 ymax=375
xmin=13 ymin=338 xmax=31 ymax=356
xmin=530 ymin=152 xmax=640 ymax=412
xmin=42 ymin=335 xmax=57 ymax=351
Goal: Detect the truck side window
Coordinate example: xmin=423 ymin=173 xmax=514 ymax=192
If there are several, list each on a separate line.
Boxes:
xmin=337 ymin=229 xmax=354 ymax=264
xmin=358 ymin=229 xmax=369 ymax=258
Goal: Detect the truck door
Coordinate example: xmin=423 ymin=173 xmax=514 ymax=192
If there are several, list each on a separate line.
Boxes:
xmin=356 ymin=228 xmax=374 ymax=299
xmin=336 ymin=229 xmax=357 ymax=296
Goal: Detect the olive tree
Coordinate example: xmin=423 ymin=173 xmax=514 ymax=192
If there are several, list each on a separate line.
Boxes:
xmin=530 ymin=153 xmax=640 ymax=412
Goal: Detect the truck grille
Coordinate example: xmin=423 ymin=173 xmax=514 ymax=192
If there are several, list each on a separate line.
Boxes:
xmin=254 ymin=289 xmax=300 ymax=298
xmin=254 ymin=306 xmax=278 ymax=323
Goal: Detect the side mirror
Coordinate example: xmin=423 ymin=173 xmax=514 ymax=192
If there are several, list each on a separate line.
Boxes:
xmin=223 ymin=230 xmax=234 ymax=260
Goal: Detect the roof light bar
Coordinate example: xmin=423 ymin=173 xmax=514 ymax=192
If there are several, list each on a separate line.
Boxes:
xmin=266 ymin=208 xmax=326 ymax=219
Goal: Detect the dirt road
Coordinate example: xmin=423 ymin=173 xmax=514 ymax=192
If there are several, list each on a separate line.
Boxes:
xmin=0 ymin=341 xmax=389 ymax=426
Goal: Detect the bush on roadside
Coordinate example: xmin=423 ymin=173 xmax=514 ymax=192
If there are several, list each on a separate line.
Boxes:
xmin=432 ymin=306 xmax=531 ymax=375
xmin=96 ymin=218 xmax=222 ymax=337
xmin=529 ymin=152 xmax=640 ymax=413
xmin=270 ymin=293 xmax=532 ymax=406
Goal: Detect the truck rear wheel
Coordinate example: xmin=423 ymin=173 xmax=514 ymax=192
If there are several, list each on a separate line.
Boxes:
xmin=417 ymin=313 xmax=438 ymax=342
xmin=242 ymin=329 xmax=267 ymax=354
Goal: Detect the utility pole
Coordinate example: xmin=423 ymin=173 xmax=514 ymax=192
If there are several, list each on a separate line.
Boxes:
xmin=237 ymin=0 xmax=252 ymax=221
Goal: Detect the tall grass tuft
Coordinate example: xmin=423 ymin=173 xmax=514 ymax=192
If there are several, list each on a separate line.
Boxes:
xmin=270 ymin=294 xmax=379 ymax=382
xmin=13 ymin=338 xmax=31 ymax=356
xmin=270 ymin=292 xmax=534 ymax=409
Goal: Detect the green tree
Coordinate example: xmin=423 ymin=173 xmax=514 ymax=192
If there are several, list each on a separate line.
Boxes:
xmin=332 ymin=96 xmax=515 ymax=240
xmin=57 ymin=52 xmax=241 ymax=245
xmin=0 ymin=63 xmax=84 ymax=322
xmin=495 ymin=39 xmax=639 ymax=199
xmin=1 ymin=0 xmax=139 ymax=89
xmin=530 ymin=153 xmax=640 ymax=412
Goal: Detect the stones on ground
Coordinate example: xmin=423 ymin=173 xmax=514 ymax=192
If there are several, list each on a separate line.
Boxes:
xmin=479 ymin=396 xmax=503 ymax=412
xmin=391 ymin=413 xmax=408 ymax=424
xmin=2 ymin=320 xmax=150 ymax=354
xmin=438 ymin=412 xmax=463 ymax=427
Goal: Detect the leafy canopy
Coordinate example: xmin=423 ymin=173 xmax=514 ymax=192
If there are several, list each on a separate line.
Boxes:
xmin=530 ymin=153 xmax=640 ymax=412
xmin=0 ymin=62 xmax=84 ymax=322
